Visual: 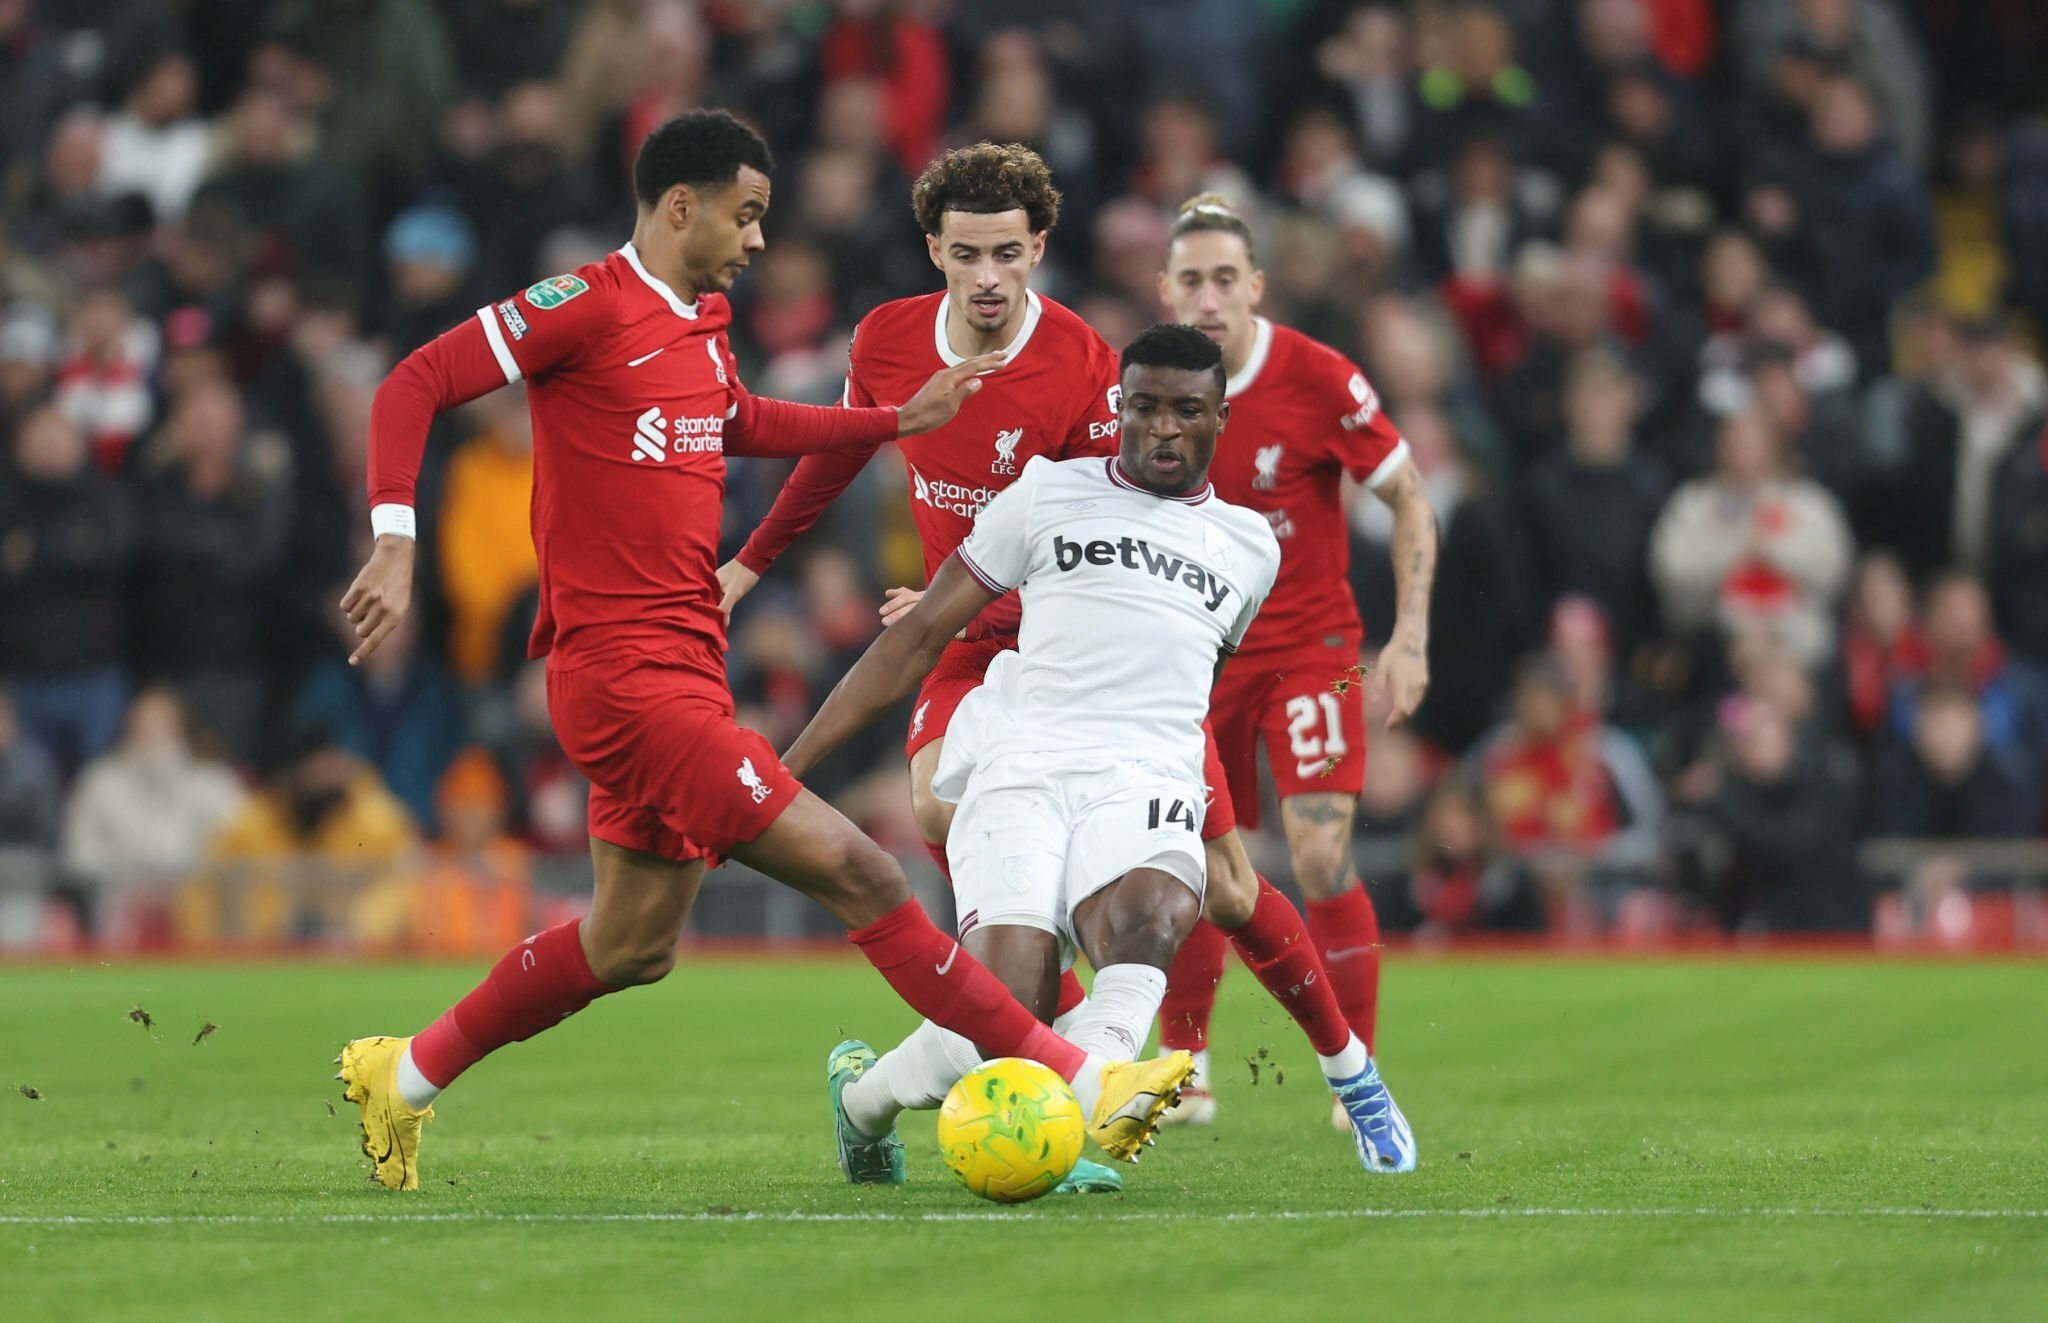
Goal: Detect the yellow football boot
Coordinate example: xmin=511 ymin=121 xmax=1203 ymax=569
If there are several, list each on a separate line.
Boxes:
xmin=1086 ymin=1050 xmax=1195 ymax=1162
xmin=336 ymin=1036 xmax=433 ymax=1191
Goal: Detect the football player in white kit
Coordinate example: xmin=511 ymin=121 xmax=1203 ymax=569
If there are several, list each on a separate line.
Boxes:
xmin=781 ymin=324 xmax=1283 ymax=1179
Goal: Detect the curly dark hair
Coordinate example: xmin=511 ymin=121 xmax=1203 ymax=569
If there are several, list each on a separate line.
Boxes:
xmin=1120 ymin=323 xmax=1226 ymax=393
xmin=910 ymin=142 xmax=1061 ymax=236
xmin=632 ymin=109 xmax=774 ymax=207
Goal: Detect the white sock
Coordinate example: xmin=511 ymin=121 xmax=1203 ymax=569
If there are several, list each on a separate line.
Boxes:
xmin=1317 ymin=1033 xmax=1370 ymax=1083
xmin=395 ymin=1043 xmax=441 ymax=1110
xmin=1072 ymin=1054 xmax=1109 ymax=1117
xmin=842 ymin=1021 xmax=971 ymax=1138
xmin=1188 ymin=1047 xmax=1211 ymax=1088
xmin=1051 ymin=995 xmax=1089 ymax=1038
xmin=1062 ymin=964 xmax=1167 ymax=1063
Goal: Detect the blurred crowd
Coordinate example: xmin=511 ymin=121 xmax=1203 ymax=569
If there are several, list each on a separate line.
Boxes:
xmin=3 ymin=0 xmax=2048 ymax=952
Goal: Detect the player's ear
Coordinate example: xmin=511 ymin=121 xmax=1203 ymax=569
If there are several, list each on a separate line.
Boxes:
xmin=663 ymin=183 xmax=694 ymax=232
xmin=1156 ymin=269 xmax=1172 ymax=311
xmin=925 ymin=232 xmax=944 ymax=272
xmin=1028 ymin=229 xmax=1047 ymax=268
xmin=1216 ymin=399 xmax=1230 ymax=432
xmin=1248 ymin=268 xmax=1266 ymax=308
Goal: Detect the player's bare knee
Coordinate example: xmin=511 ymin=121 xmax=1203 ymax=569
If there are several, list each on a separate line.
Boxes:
xmin=820 ymin=838 xmax=913 ymax=926
xmin=1202 ymin=839 xmax=1258 ymax=928
xmin=1088 ymin=872 xmax=1200 ymax=969
xmin=588 ymin=936 xmax=679 ymax=987
xmin=908 ymin=780 xmax=954 ymax=849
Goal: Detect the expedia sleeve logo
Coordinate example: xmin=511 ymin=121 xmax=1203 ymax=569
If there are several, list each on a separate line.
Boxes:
xmin=1090 ymin=384 xmax=1122 ymax=442
xmin=1052 ymin=534 xmax=1232 ymax=611
xmin=1340 ymin=372 xmax=1381 ymax=430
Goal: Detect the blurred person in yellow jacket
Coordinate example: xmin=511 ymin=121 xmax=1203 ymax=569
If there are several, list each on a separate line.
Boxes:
xmin=411 ymin=747 xmax=532 ymax=956
xmin=438 ymin=386 xmax=536 ymax=684
xmin=191 ymin=720 xmax=418 ymax=947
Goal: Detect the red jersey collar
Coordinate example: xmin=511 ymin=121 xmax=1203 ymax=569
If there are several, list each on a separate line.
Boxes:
xmin=620 ymin=243 xmax=700 ymax=320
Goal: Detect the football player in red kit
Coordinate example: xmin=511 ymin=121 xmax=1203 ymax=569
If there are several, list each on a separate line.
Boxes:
xmin=722 ymin=146 xmax=1414 ymax=1174
xmin=1156 ymin=194 xmax=1438 ymax=1134
xmin=333 ymin=112 xmax=1195 ymax=1191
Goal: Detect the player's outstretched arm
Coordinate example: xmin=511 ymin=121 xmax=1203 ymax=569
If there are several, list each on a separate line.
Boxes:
xmin=1368 ymin=459 xmax=1438 ymax=727
xmin=345 ymin=314 xmax=519 ymax=665
xmin=782 ymin=553 xmax=997 ymax=779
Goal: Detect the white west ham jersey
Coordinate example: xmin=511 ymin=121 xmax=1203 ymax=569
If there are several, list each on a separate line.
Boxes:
xmin=949 ymin=455 xmax=1281 ymax=783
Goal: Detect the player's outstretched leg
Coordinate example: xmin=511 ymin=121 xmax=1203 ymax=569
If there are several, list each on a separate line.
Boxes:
xmin=827 ymin=1039 xmax=905 ymax=1184
xmin=1199 ymin=831 xmax=1416 ymax=1172
xmin=338 ymin=840 xmax=701 ymax=1189
xmin=731 ymin=789 xmax=1192 ymax=1160
xmin=1155 ymin=919 xmax=1229 ymax=1125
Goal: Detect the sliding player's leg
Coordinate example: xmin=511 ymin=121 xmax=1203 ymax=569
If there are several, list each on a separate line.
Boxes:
xmin=1155 ymin=714 xmax=1256 ymax=1096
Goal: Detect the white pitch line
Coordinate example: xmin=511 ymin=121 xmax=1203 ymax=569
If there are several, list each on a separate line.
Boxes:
xmin=1 ymin=1208 xmax=2044 ymax=1228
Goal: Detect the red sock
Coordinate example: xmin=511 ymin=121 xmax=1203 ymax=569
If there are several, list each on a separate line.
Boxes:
xmin=927 ymin=838 xmax=1085 ymax=1018
xmin=1305 ymin=885 xmax=1382 ymax=1051
xmin=410 ymin=919 xmax=612 ymax=1088
xmin=1225 ymin=876 xmax=1353 ymax=1056
xmin=849 ymin=898 xmax=1085 ymax=1079
xmin=1054 ymin=969 xmax=1087 ymax=1018
xmin=1158 ymin=918 xmax=1230 ymax=1053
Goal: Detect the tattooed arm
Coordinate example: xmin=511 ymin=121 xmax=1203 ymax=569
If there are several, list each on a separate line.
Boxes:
xmin=1369 ymin=458 xmax=1438 ymax=728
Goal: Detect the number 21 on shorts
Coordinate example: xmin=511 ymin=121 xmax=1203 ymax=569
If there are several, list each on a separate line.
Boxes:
xmin=1147 ymin=798 xmax=1196 ymax=832
xmin=1286 ymin=692 xmax=1350 ymax=778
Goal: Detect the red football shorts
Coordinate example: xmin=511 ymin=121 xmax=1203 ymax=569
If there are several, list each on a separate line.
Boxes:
xmin=547 ymin=638 xmax=800 ymax=863
xmin=1210 ymin=642 xmax=1368 ymax=831
xmin=909 ymin=638 xmax=1236 ymax=841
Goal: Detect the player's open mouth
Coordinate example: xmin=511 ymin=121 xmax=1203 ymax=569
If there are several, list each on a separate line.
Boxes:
xmin=1149 ymin=449 xmax=1185 ymax=471
xmin=970 ymin=296 xmax=1005 ymax=316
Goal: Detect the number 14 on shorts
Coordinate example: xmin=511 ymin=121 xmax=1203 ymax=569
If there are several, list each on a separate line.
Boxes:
xmin=1147 ymin=798 xmax=1197 ymax=832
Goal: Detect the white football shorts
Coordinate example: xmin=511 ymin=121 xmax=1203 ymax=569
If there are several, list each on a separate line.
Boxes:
xmin=945 ymin=748 xmax=1208 ymax=960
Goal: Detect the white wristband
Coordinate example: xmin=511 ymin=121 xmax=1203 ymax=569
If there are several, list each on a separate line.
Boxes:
xmin=370 ymin=503 xmax=417 ymax=540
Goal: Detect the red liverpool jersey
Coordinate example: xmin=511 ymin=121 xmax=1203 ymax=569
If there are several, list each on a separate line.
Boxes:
xmin=365 ymin=246 xmax=897 ymax=670
xmin=1205 ymin=317 xmax=1409 ymax=658
xmin=737 ymin=290 xmax=1121 ymax=639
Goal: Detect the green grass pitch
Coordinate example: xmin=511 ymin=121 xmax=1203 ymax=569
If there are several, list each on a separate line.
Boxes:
xmin=3 ymin=955 xmax=2045 ymax=1321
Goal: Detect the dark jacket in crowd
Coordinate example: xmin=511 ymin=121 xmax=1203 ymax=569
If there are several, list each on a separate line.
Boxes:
xmin=127 ymin=466 xmax=292 ymax=678
xmin=1990 ymin=426 xmax=2048 ymax=664
xmin=1868 ymin=743 xmax=2036 ymax=841
xmin=1706 ymin=734 xmax=1867 ymax=932
xmin=0 ymin=471 xmax=130 ymax=676
xmin=1521 ymin=448 xmax=1667 ymax=655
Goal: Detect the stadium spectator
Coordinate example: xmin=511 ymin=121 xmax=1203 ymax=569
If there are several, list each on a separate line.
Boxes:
xmin=53 ymin=285 xmax=154 ymax=474
xmin=1870 ymin=682 xmax=2036 ymax=846
xmin=189 ymin=85 xmax=368 ymax=293
xmin=95 ymin=49 xmax=210 ymax=226
xmin=294 ymin=610 xmax=462 ymax=831
xmin=1649 ymin=405 xmax=1852 ymax=668
xmin=1393 ymin=772 xmax=1538 ymax=939
xmin=60 ymin=688 xmax=245 ymax=886
xmin=1913 ymin=316 xmax=2046 ymax=579
xmin=1521 ymin=349 xmax=1667 ymax=654
xmin=1687 ymin=696 xmax=1866 ymax=933
xmin=444 ymin=80 xmax=602 ymax=299
xmin=437 ymin=386 xmax=536 ymax=686
xmin=0 ymin=687 xmax=59 ymax=851
xmin=1989 ymin=420 xmax=2048 ymax=677
xmin=1473 ymin=655 xmax=1664 ymax=937
xmin=408 ymin=746 xmax=531 ymax=956
xmin=0 ymin=303 xmax=59 ymax=440
xmin=1840 ymin=550 xmax=1924 ymax=746
xmin=378 ymin=203 xmax=480 ymax=355
xmin=0 ymin=404 xmax=129 ymax=775
xmin=126 ymin=378 xmax=293 ymax=761
xmin=1888 ymin=573 xmax=2048 ymax=763
xmin=1313 ymin=4 xmax=1416 ymax=174
xmin=198 ymin=721 xmax=417 ymax=945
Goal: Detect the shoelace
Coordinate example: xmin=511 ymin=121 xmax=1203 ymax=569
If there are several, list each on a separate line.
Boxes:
xmin=1336 ymin=1074 xmax=1393 ymax=1129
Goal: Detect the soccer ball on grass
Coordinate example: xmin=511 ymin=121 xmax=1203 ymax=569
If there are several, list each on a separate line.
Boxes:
xmin=936 ymin=1058 xmax=1086 ymax=1203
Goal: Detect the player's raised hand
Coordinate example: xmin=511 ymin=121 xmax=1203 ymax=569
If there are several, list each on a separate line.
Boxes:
xmin=879 ymin=586 xmax=923 ymax=628
xmin=717 ymin=558 xmax=760 ymax=621
xmin=896 ymin=352 xmax=1006 ymax=436
xmin=339 ymin=535 xmax=415 ymax=666
xmin=1370 ymin=629 xmax=1430 ymax=729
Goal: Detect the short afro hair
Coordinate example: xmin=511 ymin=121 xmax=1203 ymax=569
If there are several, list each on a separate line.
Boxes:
xmin=633 ymin=109 xmax=774 ymax=208
xmin=1120 ymin=323 xmax=1226 ymax=393
xmin=911 ymin=142 xmax=1060 ymax=236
